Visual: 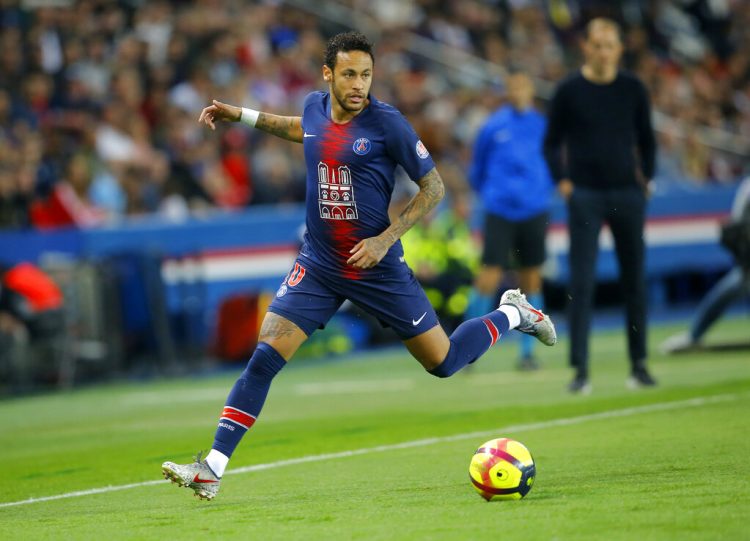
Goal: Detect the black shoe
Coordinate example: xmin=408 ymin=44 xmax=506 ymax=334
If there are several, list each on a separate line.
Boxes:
xmin=627 ymin=368 xmax=657 ymax=389
xmin=568 ymin=375 xmax=592 ymax=395
xmin=517 ymin=355 xmax=540 ymax=371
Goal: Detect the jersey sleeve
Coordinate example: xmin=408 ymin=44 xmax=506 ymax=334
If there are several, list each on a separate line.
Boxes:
xmin=382 ymin=111 xmax=436 ymax=182
xmin=301 ymin=91 xmax=323 ymax=132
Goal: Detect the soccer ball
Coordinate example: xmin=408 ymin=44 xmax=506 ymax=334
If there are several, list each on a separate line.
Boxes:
xmin=469 ymin=438 xmax=536 ymax=501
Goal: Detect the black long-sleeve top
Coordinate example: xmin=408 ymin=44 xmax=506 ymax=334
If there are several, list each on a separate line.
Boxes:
xmin=543 ymin=70 xmax=656 ymax=189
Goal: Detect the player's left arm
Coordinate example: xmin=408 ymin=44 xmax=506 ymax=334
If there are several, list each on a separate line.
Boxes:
xmin=347 ymin=167 xmax=445 ymax=269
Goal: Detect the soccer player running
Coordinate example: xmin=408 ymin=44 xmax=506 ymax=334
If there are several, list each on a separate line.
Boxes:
xmin=162 ymin=31 xmax=556 ymax=500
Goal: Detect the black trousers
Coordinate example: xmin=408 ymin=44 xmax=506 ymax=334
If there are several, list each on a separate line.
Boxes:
xmin=567 ymin=186 xmax=648 ymax=376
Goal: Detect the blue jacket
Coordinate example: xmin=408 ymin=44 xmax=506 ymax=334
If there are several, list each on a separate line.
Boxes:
xmin=469 ymin=105 xmax=553 ymax=221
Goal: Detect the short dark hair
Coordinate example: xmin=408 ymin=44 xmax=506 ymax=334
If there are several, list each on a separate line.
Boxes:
xmin=324 ymin=31 xmax=374 ymax=69
xmin=584 ymin=17 xmax=623 ymax=43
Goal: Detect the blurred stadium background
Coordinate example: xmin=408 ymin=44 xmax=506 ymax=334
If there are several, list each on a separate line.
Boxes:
xmin=0 ymin=0 xmax=748 ymax=394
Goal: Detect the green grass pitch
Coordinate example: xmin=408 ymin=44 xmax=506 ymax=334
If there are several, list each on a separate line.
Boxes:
xmin=1 ymin=319 xmax=749 ymax=540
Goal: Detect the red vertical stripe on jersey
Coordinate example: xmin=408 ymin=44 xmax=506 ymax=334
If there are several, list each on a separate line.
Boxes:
xmin=482 ymin=318 xmax=500 ymax=346
xmin=220 ymin=406 xmax=256 ymax=429
xmin=320 ymin=121 xmax=361 ymax=280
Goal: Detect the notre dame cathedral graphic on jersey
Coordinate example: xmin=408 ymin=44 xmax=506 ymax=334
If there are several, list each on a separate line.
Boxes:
xmin=318 ymin=163 xmax=357 ymax=220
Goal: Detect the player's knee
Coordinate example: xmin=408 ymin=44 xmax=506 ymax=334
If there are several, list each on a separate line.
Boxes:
xmin=242 ymin=342 xmax=286 ymax=380
xmin=426 ymin=342 xmax=459 ymax=378
xmin=427 ymin=359 xmax=454 ymax=378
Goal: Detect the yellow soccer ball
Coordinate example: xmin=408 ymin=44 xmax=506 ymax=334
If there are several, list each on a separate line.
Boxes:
xmin=469 ymin=438 xmax=536 ymax=501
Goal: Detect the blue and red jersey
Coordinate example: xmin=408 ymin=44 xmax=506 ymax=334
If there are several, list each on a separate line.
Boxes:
xmin=299 ymin=91 xmax=435 ymax=278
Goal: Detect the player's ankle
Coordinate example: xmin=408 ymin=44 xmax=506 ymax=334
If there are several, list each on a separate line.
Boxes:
xmin=205 ymin=449 xmax=229 ymax=477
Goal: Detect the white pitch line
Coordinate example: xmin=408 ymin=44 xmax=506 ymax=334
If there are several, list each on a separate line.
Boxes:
xmin=294 ymin=378 xmax=415 ymax=396
xmin=0 ymin=393 xmax=737 ymax=509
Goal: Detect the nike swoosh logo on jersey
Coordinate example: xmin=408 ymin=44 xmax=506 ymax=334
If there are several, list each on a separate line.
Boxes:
xmin=303 ymin=132 xmax=317 ymax=138
xmin=192 ymin=474 xmax=218 ymax=484
xmin=412 ymin=312 xmax=427 ymax=326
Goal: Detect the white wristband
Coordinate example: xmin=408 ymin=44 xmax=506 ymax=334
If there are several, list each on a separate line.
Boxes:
xmin=240 ymin=107 xmax=260 ymax=128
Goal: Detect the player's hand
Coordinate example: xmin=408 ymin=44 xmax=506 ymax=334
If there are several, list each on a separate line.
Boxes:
xmin=558 ymin=178 xmax=574 ymax=201
xmin=198 ymin=100 xmax=242 ymax=130
xmin=347 ymin=236 xmax=391 ymax=269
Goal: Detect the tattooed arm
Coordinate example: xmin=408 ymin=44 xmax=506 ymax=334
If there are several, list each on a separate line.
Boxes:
xmin=198 ymin=99 xmax=303 ymax=143
xmin=255 ymin=113 xmax=303 ymax=143
xmin=347 ymin=167 xmax=445 ymax=269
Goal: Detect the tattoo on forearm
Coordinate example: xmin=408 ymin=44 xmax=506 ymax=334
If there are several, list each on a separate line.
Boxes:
xmin=256 ymin=113 xmax=303 ymax=142
xmin=383 ymin=167 xmax=445 ymax=245
xmin=259 ymin=314 xmax=300 ymax=340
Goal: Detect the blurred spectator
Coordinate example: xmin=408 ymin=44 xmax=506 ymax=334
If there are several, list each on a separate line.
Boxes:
xmin=0 ymin=0 xmax=748 ymax=232
xmin=30 ymin=152 xmax=108 ymax=228
xmin=660 ymin=176 xmax=750 ymax=354
xmin=0 ymin=261 xmax=65 ymax=392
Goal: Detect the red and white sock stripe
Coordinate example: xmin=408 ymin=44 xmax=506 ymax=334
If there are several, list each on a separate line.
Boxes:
xmin=482 ymin=318 xmax=500 ymax=347
xmin=219 ymin=406 xmax=256 ymax=430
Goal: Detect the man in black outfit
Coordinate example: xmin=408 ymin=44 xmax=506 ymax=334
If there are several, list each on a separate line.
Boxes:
xmin=543 ymin=18 xmax=657 ymax=394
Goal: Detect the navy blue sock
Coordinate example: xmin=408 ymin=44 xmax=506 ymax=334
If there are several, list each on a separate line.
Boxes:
xmin=429 ymin=310 xmax=510 ymax=378
xmin=212 ymin=342 xmax=286 ymax=458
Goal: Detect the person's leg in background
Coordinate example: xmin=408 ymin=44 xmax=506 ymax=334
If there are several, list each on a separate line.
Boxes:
xmin=689 ymin=267 xmax=749 ymax=341
xmin=567 ymin=188 xmax=604 ymax=393
xmin=517 ymin=267 xmax=543 ymax=369
xmin=466 ymin=266 xmax=502 ymax=319
xmin=516 ymin=211 xmax=549 ymax=370
xmin=661 ymin=266 xmax=748 ymax=353
xmin=465 ymin=214 xmax=512 ymax=319
xmin=607 ymin=188 xmax=654 ymax=387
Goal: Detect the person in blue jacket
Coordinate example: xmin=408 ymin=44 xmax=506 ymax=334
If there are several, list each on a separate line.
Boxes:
xmin=465 ymin=72 xmax=554 ymax=370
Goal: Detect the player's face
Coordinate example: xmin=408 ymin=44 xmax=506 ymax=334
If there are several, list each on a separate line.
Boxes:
xmin=584 ymin=26 xmax=622 ymax=73
xmin=325 ymin=50 xmax=373 ymax=114
xmin=506 ymin=74 xmax=534 ymax=111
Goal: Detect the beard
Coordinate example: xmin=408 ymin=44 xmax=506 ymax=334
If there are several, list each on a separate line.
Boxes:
xmin=331 ymin=81 xmax=365 ymax=113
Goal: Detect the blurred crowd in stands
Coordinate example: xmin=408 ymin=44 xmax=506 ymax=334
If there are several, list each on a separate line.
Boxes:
xmin=1 ymin=0 xmax=749 ymax=230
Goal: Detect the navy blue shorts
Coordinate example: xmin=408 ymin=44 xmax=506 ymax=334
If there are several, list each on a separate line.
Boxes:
xmin=268 ymin=258 xmax=439 ymax=340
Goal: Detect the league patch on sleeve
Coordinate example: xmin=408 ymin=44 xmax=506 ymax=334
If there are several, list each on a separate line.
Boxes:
xmin=416 ymin=140 xmax=430 ymax=159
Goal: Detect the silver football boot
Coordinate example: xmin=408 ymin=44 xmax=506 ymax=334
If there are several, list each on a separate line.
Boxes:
xmin=162 ymin=451 xmax=221 ymax=500
xmin=499 ymin=288 xmax=557 ymax=346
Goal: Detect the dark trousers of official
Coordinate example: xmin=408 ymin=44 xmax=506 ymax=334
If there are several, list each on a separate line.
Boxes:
xmin=567 ymin=186 xmax=648 ymax=377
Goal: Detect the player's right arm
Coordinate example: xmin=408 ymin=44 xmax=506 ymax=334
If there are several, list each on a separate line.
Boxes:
xmin=198 ymin=99 xmax=303 ymax=143
xmin=347 ymin=167 xmax=445 ymax=270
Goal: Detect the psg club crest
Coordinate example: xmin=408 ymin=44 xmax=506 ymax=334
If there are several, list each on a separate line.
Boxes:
xmin=416 ymin=140 xmax=430 ymax=159
xmin=353 ymin=137 xmax=371 ymax=155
